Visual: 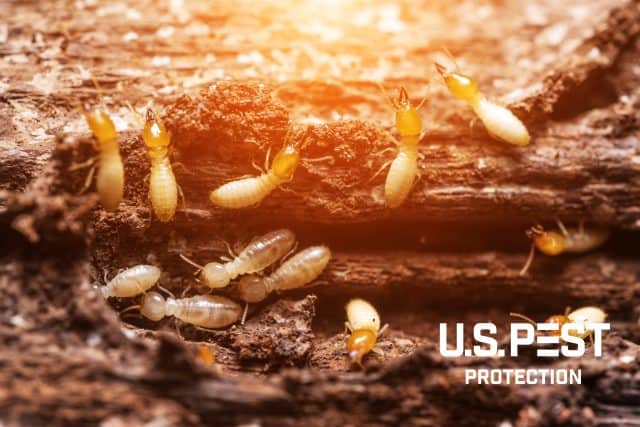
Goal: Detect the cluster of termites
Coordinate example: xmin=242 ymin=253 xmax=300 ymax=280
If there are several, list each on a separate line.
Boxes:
xmin=77 ymin=49 xmax=535 ymax=216
xmin=98 ymin=229 xmax=331 ymax=328
xmin=77 ymin=48 xmax=611 ymax=369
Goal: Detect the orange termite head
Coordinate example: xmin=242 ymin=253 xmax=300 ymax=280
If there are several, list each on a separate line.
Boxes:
xmin=527 ymin=225 xmax=565 ymax=256
xmin=544 ymin=314 xmax=570 ymax=337
xmin=394 ymin=87 xmax=422 ymax=137
xmin=83 ymin=104 xmax=117 ymax=144
xmin=143 ymin=109 xmax=171 ymax=149
xmin=434 ymin=61 xmax=479 ymax=103
xmin=347 ymin=329 xmax=377 ymax=366
xmin=271 ymin=144 xmax=300 ymax=181
xmin=197 ymin=345 xmax=216 ymax=366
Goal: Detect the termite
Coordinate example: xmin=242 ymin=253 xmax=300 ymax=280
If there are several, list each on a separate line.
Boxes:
xmin=235 ymin=245 xmax=331 ymax=304
xmin=519 ymin=220 xmax=610 ymax=275
xmin=209 ymin=127 xmax=305 ymax=208
xmin=77 ymin=86 xmax=125 ymax=211
xmin=99 ymin=265 xmax=161 ymax=298
xmin=345 ymin=298 xmax=388 ymax=367
xmin=372 ymin=85 xmax=427 ymax=208
xmin=141 ymin=109 xmax=179 ymax=222
xmin=135 ymin=291 xmax=243 ymax=329
xmin=179 ymin=229 xmax=296 ymax=289
xmin=434 ymin=50 xmax=530 ymax=146
xmin=510 ymin=306 xmax=607 ymax=341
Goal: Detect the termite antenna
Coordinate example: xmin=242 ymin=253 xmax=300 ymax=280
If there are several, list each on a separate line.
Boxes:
xmin=282 ymin=122 xmax=295 ymax=146
xmin=519 ymin=242 xmax=536 ymax=276
xmin=299 ymin=134 xmax=313 ymax=151
xmin=157 ymin=284 xmax=175 ymax=299
xmin=377 ymin=81 xmax=399 ymax=110
xmin=434 ymin=61 xmax=448 ymax=77
xmin=509 ymin=312 xmax=537 ymax=326
xmin=441 ymin=46 xmax=460 ymax=71
xmin=398 ymin=87 xmax=410 ymax=107
xmin=120 ymin=304 xmax=141 ymax=317
xmin=146 ymin=108 xmax=158 ymax=122
xmin=90 ymin=75 xmax=107 ymax=111
xmin=415 ymin=80 xmax=431 ymax=111
xmin=180 ymin=254 xmax=204 ymax=271
xmin=125 ymin=101 xmax=144 ymax=128
xmin=554 ymin=217 xmax=569 ymax=237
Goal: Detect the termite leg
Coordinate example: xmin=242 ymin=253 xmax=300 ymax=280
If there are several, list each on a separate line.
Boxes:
xmin=378 ymin=323 xmax=389 ymax=337
xmin=174 ymin=319 xmax=184 ymax=340
xmin=368 ymin=159 xmax=393 ymax=183
xmin=555 ymin=218 xmax=569 ymax=237
xmin=302 ymin=155 xmax=335 ymax=167
xmin=251 ymin=146 xmax=271 ymax=173
xmin=263 ymin=146 xmax=272 ymax=172
xmin=251 ymin=159 xmax=266 ymax=174
xmin=78 ymin=165 xmax=96 ymax=194
xmin=119 ymin=304 xmax=141 ymax=319
xmin=372 ymin=146 xmax=397 ymax=158
xmin=180 ymin=284 xmax=192 ymax=298
xmin=344 ymin=321 xmax=353 ymax=334
xmin=519 ymin=242 xmax=536 ymax=276
xmin=172 ymin=162 xmax=196 ymax=176
xmin=194 ymin=325 xmax=222 ymax=334
xmin=578 ymin=220 xmax=585 ymax=236
xmin=280 ymin=241 xmax=299 ymax=265
xmin=379 ymin=128 xmax=401 ymax=147
xmin=414 ymin=167 xmax=423 ymax=185
xmin=468 ymin=117 xmax=481 ymax=139
xmin=68 ymin=157 xmax=96 ymax=171
xmin=177 ymin=184 xmax=187 ymax=211
xmin=225 ymin=173 xmax=254 ymax=183
xmin=222 ymin=239 xmax=237 ymax=258
xmin=371 ymin=347 xmax=384 ymax=356
xmin=241 ymin=303 xmax=249 ymax=325
xmin=279 ymin=185 xmax=303 ymax=197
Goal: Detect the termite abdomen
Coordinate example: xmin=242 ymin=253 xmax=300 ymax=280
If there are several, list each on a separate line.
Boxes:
xmin=101 ymin=265 xmax=161 ymax=298
xmin=236 ymin=245 xmax=331 ymax=303
xmin=140 ymin=291 xmax=242 ymax=329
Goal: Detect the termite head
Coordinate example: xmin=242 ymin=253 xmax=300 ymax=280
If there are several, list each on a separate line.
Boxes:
xmin=345 ymin=299 xmax=381 ymax=366
xmin=236 ymin=275 xmax=269 ymax=303
xmin=434 ymin=62 xmax=479 ymax=103
xmin=394 ymin=87 xmax=423 ymax=137
xmin=83 ymin=105 xmax=117 ymax=143
xmin=347 ymin=329 xmax=377 ymax=366
xmin=140 ymin=291 xmax=167 ymax=322
xmin=197 ymin=345 xmax=216 ymax=366
xmin=271 ymin=144 xmax=300 ymax=181
xmin=527 ymin=225 xmax=565 ymax=255
xmin=143 ymin=109 xmax=171 ymax=149
xmin=544 ymin=314 xmax=570 ymax=337
xmin=201 ymin=262 xmax=231 ymax=288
